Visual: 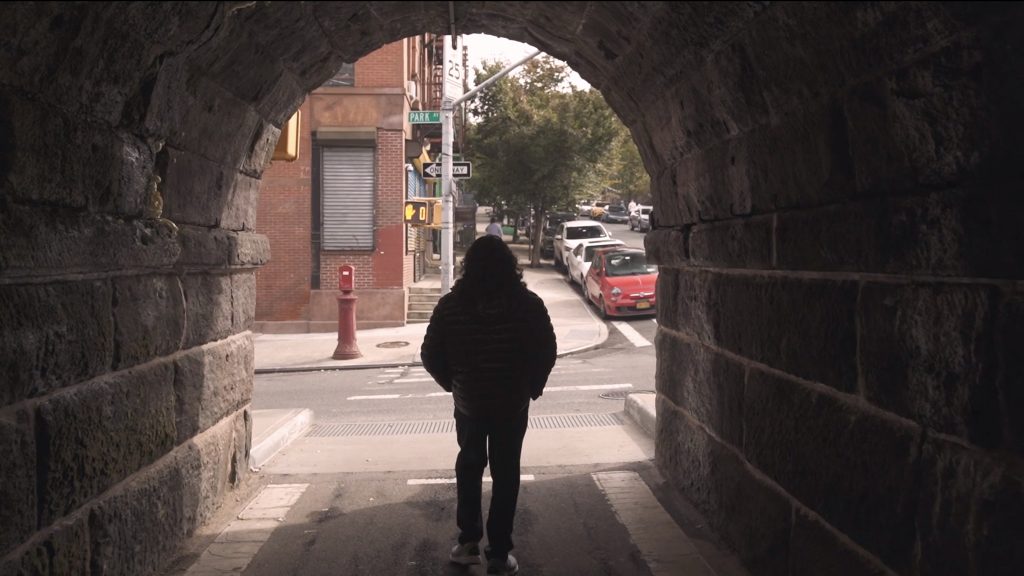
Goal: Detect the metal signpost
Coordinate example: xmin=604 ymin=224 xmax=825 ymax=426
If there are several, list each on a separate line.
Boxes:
xmin=439 ymin=41 xmax=542 ymax=294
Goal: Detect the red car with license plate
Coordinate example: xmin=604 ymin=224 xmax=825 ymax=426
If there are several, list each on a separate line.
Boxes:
xmin=584 ymin=248 xmax=658 ymax=318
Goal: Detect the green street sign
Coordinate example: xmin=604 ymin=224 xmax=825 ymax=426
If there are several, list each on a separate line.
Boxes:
xmin=409 ymin=111 xmax=441 ymax=124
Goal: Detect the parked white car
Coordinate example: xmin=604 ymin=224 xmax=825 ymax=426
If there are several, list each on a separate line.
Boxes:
xmin=553 ymin=221 xmax=611 ymax=268
xmin=566 ymin=239 xmax=626 ymax=286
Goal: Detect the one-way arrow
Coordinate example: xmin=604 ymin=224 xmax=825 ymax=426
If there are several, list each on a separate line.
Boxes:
xmin=422 ymin=161 xmax=472 ymax=179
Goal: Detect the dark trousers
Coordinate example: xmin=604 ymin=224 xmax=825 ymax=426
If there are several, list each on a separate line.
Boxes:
xmin=454 ymin=406 xmax=529 ymax=561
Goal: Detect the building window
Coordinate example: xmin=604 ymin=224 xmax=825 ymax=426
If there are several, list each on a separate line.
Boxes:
xmin=321 ymin=147 xmax=375 ymax=250
xmin=323 ymin=63 xmax=355 ymax=87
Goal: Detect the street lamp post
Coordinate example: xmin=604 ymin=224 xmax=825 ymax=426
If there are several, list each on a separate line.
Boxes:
xmin=439 ymin=48 xmax=542 ymax=295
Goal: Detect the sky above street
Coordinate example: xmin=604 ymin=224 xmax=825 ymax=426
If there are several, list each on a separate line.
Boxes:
xmin=462 ymin=33 xmax=589 ymax=89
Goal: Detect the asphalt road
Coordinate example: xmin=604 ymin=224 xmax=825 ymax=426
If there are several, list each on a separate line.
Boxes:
xmin=252 ymin=315 xmax=658 ymax=424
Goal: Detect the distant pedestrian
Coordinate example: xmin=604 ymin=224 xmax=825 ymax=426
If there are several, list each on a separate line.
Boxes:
xmin=421 ymin=235 xmax=557 ymax=575
xmin=485 ymin=217 xmax=503 ymax=238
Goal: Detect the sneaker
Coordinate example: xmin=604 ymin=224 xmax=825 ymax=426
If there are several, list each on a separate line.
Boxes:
xmin=449 ymin=542 xmax=482 ymax=565
xmin=487 ymin=553 xmax=519 ymax=575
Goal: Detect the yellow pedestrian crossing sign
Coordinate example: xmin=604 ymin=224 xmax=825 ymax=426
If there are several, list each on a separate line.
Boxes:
xmin=405 ymin=201 xmax=428 ymax=224
xmin=404 ymin=199 xmax=441 ymax=226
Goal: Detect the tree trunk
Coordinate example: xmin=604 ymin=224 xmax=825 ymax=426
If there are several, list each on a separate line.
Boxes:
xmin=529 ymin=203 xmax=544 ymax=268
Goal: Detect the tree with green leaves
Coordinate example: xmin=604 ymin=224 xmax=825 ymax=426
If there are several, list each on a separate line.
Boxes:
xmin=465 ymin=57 xmax=646 ymax=266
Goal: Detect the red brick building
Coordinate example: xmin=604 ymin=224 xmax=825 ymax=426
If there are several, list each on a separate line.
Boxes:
xmin=256 ymin=36 xmax=459 ymax=332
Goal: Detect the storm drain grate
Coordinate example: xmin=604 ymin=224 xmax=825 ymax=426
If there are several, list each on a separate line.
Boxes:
xmin=307 ymin=412 xmax=624 ymax=438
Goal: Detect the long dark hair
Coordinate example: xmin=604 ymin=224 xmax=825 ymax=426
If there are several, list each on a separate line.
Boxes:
xmin=452 ymin=235 xmax=525 ymax=298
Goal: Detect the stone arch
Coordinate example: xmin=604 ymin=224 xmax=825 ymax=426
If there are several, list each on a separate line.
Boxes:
xmin=1 ymin=3 xmax=1021 ymax=575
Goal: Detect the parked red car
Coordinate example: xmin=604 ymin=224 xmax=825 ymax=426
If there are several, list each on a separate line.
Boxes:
xmin=584 ymin=248 xmax=658 ymax=318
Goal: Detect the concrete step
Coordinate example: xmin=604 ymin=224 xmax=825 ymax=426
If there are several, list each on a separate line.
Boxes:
xmin=409 ymin=302 xmax=437 ymax=312
xmin=407 ymin=311 xmax=433 ymax=321
xmin=407 ymin=318 xmax=430 ymax=324
xmin=409 ymin=287 xmax=441 ymax=295
xmin=409 ymin=294 xmax=440 ymax=303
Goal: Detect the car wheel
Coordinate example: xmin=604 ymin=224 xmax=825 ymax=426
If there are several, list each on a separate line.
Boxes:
xmin=598 ymin=296 xmax=609 ymax=320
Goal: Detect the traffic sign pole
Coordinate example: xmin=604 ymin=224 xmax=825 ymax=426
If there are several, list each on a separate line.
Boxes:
xmin=440 ymin=98 xmax=455 ymax=294
xmin=439 ymin=44 xmax=541 ymax=295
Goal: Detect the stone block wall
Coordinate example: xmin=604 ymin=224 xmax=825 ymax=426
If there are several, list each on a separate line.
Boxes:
xmin=642 ymin=3 xmax=1024 ymax=575
xmin=0 ymin=3 xmax=285 ymax=572
xmin=2 ymin=2 xmax=1021 ymax=575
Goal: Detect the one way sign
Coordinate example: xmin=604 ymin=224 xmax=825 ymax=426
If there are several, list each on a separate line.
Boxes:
xmin=422 ymin=161 xmax=472 ymax=179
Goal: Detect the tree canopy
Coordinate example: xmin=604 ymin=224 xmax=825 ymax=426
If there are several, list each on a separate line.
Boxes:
xmin=464 ymin=57 xmax=649 ymax=265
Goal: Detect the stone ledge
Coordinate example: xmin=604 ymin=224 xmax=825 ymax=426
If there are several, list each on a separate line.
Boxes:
xmin=624 ymin=392 xmax=657 ymax=438
xmin=249 ymin=408 xmax=313 ymax=470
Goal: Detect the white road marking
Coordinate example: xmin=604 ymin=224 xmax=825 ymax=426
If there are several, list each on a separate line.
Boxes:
xmin=347 ymin=384 xmax=632 ymax=401
xmin=408 ymin=475 xmax=535 ymax=485
xmin=545 ymin=384 xmax=633 ymax=392
xmin=612 ymin=321 xmax=653 ymax=347
xmin=185 ymin=484 xmax=309 ymax=575
xmin=593 ymin=472 xmax=715 ymax=576
xmin=348 ymin=392 xmax=452 ymax=400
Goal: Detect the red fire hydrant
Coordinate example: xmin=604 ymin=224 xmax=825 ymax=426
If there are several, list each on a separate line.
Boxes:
xmin=332 ymin=265 xmax=362 ymax=360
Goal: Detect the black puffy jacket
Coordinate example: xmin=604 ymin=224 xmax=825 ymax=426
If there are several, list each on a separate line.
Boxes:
xmin=420 ymin=286 xmax=557 ymax=420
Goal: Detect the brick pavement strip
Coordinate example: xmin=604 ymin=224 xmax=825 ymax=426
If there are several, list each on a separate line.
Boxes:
xmin=593 ymin=471 xmax=717 ymax=576
xmin=184 ymin=484 xmax=309 ymax=575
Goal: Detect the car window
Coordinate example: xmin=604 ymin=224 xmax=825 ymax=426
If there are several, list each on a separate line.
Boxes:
xmin=584 ymin=243 xmax=622 ymax=262
xmin=565 ymin=226 xmax=608 ymax=240
xmin=605 ymin=253 xmax=658 ymax=276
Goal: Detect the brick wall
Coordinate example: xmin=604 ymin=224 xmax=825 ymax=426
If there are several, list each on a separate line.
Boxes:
xmin=356 ymin=40 xmax=405 ymax=88
xmin=257 ymin=38 xmax=415 ymax=324
xmin=255 ymin=100 xmax=314 ymax=322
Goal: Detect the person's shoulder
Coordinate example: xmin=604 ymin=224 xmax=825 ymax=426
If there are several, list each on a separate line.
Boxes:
xmin=433 ymin=291 xmax=460 ymax=312
xmin=520 ymin=288 xmax=549 ymax=312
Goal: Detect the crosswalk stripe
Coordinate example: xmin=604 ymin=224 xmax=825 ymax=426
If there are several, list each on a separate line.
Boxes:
xmin=394 ymin=370 xmax=607 ymax=382
xmin=611 ymin=321 xmax=653 ymax=347
xmin=408 ymin=475 xmax=535 ymax=485
xmin=347 ymin=384 xmax=632 ymax=401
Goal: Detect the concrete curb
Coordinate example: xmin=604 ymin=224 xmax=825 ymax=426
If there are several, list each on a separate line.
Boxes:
xmin=253 ymin=338 xmax=608 ymax=375
xmin=624 ymin=392 xmax=657 ymax=438
xmin=249 ymin=408 xmax=313 ymax=471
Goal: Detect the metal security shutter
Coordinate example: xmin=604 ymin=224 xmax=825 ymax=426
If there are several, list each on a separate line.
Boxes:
xmin=322 ymin=147 xmax=375 ymax=250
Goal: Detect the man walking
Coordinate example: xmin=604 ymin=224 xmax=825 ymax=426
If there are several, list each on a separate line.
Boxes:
xmin=421 ymin=235 xmax=557 ymax=575
xmin=485 ymin=216 xmax=504 ymax=237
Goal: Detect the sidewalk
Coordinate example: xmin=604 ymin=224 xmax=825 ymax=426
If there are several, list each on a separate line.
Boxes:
xmin=253 ymin=241 xmax=608 ymax=374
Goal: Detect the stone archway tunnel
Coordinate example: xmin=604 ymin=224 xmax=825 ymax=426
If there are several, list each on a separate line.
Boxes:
xmin=1 ymin=2 xmax=1021 ymax=575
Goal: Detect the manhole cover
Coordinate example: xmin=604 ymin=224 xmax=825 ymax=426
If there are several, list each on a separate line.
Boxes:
xmin=376 ymin=341 xmax=410 ymax=348
xmin=600 ymin=391 xmax=630 ymax=400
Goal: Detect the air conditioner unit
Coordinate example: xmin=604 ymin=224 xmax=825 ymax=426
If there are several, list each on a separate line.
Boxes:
xmin=406 ymin=80 xmax=417 ymax=100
